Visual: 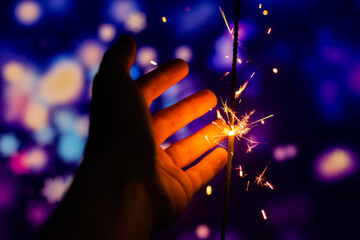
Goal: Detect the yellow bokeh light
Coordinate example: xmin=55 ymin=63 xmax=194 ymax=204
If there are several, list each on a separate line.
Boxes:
xmin=23 ymin=101 xmax=48 ymax=130
xmin=162 ymin=16 xmax=167 ymax=22
xmin=2 ymin=61 xmax=26 ymax=84
xmin=15 ymin=1 xmax=42 ymax=25
xmin=39 ymin=61 xmax=84 ymax=106
xmin=263 ymin=10 xmax=268 ymax=16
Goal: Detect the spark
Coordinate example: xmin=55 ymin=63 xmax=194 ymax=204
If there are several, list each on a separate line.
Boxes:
xmin=213 ymin=101 xmax=273 ymax=144
xmin=261 ymin=120 xmax=265 ymax=124
xmin=219 ymin=6 xmax=248 ymax=57
xmin=237 ymin=58 xmax=242 ymax=64
xmin=261 ymin=209 xmax=267 ymax=220
xmin=225 ymin=55 xmax=229 ymax=59
xmin=267 ymin=28 xmax=272 ymax=34
xmin=263 ymin=10 xmax=268 ymax=16
xmin=206 ymin=185 xmax=212 ymax=195
xmin=246 ymin=180 xmax=250 ymax=191
xmin=259 ymin=3 xmax=262 ymax=9
xmin=219 ymin=6 xmax=233 ymax=34
xmin=255 ymin=161 xmax=270 ymax=187
xmin=265 ymin=181 xmax=274 ymax=190
xmin=235 ymin=72 xmax=254 ymax=100
xmin=236 ymin=165 xmax=244 ymax=177
xmin=150 ymin=60 xmax=157 ymax=66
xmin=220 ymin=71 xmax=230 ymax=81
xmin=162 ymin=16 xmax=167 ymax=22
xmin=246 ymin=143 xmax=259 ymax=154
xmin=273 ymin=68 xmax=278 ymax=74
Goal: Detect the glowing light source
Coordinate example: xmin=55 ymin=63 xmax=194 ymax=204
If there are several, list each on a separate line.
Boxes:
xmin=0 ymin=134 xmax=20 ymax=157
xmin=98 ymin=23 xmax=116 ymax=42
xmin=2 ymin=61 xmax=26 ymax=84
xmin=236 ymin=165 xmax=244 ymax=177
xmin=206 ymin=185 xmax=212 ymax=195
xmin=273 ymin=68 xmax=278 ymax=74
xmin=26 ymin=202 xmax=49 ymax=227
xmin=261 ymin=209 xmax=267 ymax=220
xmin=162 ymin=16 xmax=167 ymax=22
xmin=14 ymin=1 xmax=42 ymax=25
xmin=42 ymin=176 xmax=73 ymax=204
xmin=23 ymin=147 xmax=48 ymax=172
xmin=57 ymin=131 xmax=86 ymax=163
xmin=263 ymin=10 xmax=268 ymax=16
xmin=259 ymin=4 xmax=262 ymax=9
xmin=273 ymin=144 xmax=298 ymax=162
xmin=137 ymin=47 xmax=158 ymax=67
xmin=23 ymin=101 xmax=49 ymax=130
xmin=75 ymin=116 xmax=89 ymax=137
xmin=33 ymin=126 xmax=55 ymax=145
xmin=316 ymin=148 xmax=358 ymax=181
xmin=77 ymin=40 xmax=105 ymax=69
xmin=125 ymin=12 xmax=147 ymax=33
xmin=174 ymin=46 xmax=193 ymax=62
xmin=150 ymin=60 xmax=157 ymax=66
xmin=195 ymin=224 xmax=210 ymax=239
xmin=267 ymin=28 xmax=272 ymax=34
xmin=39 ymin=60 xmax=84 ymax=106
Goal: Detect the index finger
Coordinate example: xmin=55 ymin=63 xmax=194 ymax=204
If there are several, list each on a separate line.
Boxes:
xmin=135 ymin=59 xmax=189 ymax=107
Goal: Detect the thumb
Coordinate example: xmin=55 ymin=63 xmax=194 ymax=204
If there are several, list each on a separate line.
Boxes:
xmin=99 ymin=34 xmax=136 ymax=75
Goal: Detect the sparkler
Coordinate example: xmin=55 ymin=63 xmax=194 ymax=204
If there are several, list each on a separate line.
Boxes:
xmin=218 ymin=1 xmax=274 ymax=239
xmin=220 ymin=0 xmax=240 ymax=239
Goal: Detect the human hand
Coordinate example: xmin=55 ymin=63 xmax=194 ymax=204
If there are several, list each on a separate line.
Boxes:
xmin=39 ymin=35 xmax=227 ymax=239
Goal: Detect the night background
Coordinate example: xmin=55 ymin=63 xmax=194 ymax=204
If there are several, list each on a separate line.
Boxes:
xmin=0 ymin=0 xmax=360 ymax=239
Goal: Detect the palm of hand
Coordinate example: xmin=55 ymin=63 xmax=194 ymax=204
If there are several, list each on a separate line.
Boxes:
xmin=89 ymin=35 xmax=227 ymax=227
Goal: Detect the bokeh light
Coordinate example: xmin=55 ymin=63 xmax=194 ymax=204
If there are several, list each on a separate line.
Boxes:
xmin=39 ymin=60 xmax=84 ymax=106
xmin=26 ymin=201 xmax=50 ymax=227
xmin=57 ymin=131 xmax=86 ymax=163
xmin=174 ymin=46 xmax=193 ymax=62
xmin=315 ymin=147 xmax=358 ymax=182
xmin=98 ymin=23 xmax=117 ymax=43
xmin=33 ymin=126 xmax=55 ymax=145
xmin=14 ymin=1 xmax=42 ymax=25
xmin=136 ymin=46 xmax=158 ymax=68
xmin=22 ymin=101 xmax=49 ymax=130
xmin=0 ymin=134 xmax=20 ymax=157
xmin=195 ymin=224 xmax=211 ymax=239
xmin=2 ymin=61 xmax=27 ymax=84
xmin=273 ymin=144 xmax=298 ymax=162
xmin=23 ymin=147 xmax=48 ymax=173
xmin=42 ymin=176 xmax=73 ymax=204
xmin=76 ymin=40 xmax=105 ymax=70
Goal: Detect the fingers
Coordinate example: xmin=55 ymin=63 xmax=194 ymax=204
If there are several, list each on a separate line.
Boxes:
xmin=165 ymin=120 xmax=226 ymax=168
xmin=152 ymin=89 xmax=217 ymax=144
xmin=135 ymin=59 xmax=189 ymax=107
xmin=99 ymin=34 xmax=136 ymax=75
xmin=185 ymin=148 xmax=227 ymax=194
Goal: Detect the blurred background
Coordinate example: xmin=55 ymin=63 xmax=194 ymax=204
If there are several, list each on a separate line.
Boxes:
xmin=0 ymin=0 xmax=359 ymax=239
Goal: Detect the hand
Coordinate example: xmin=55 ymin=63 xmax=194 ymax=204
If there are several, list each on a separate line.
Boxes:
xmin=39 ymin=35 xmax=227 ymax=240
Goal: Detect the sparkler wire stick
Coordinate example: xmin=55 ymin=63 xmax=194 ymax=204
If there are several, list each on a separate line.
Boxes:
xmin=220 ymin=0 xmax=240 ymax=239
